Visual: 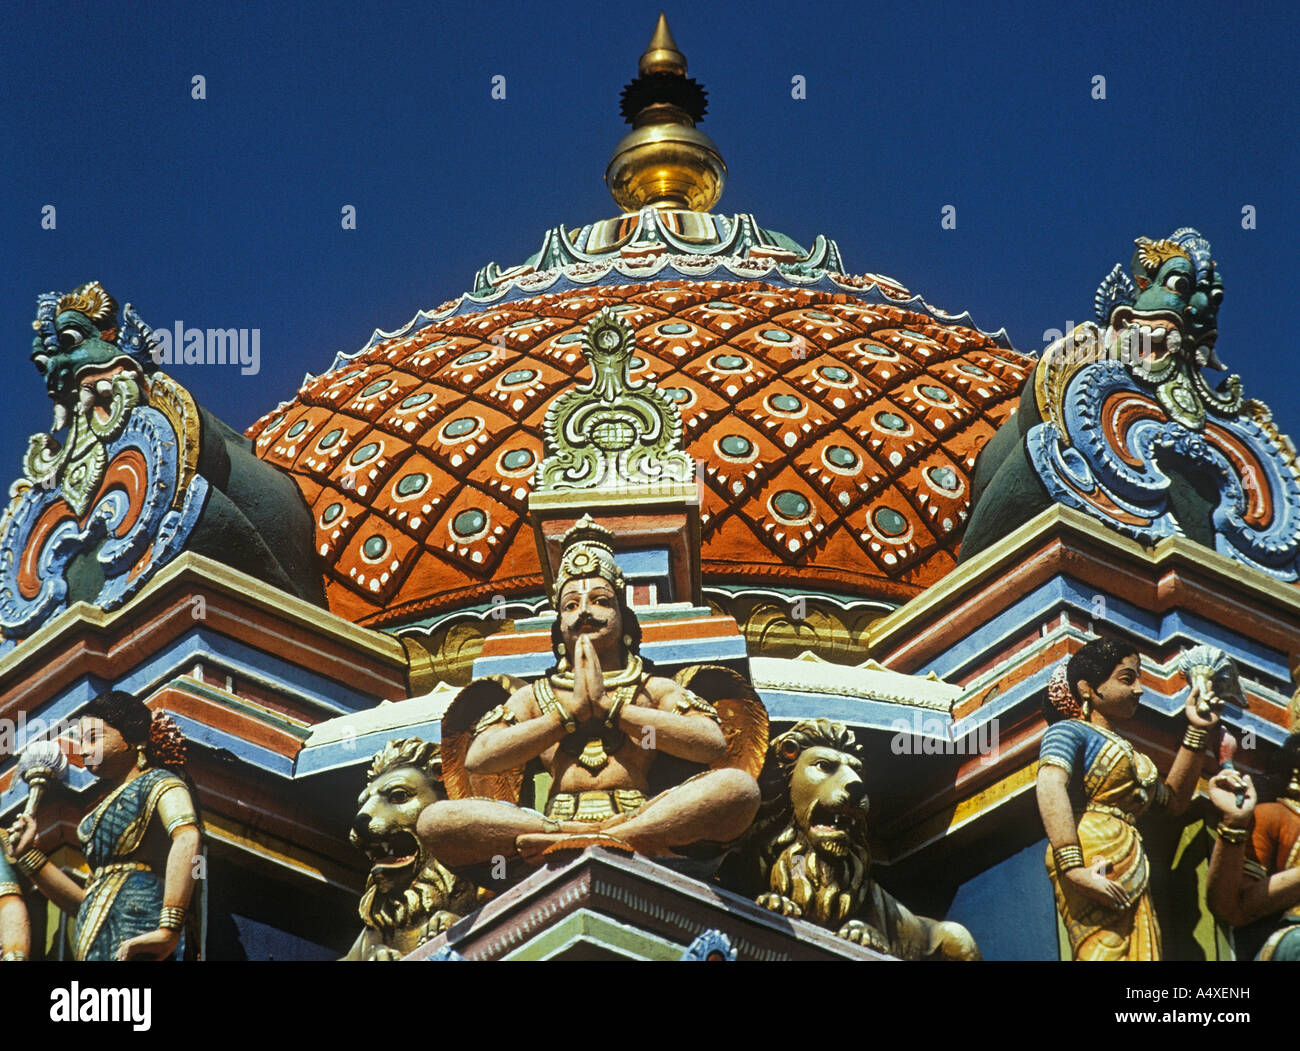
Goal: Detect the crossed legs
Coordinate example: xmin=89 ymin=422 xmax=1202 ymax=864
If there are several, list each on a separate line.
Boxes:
xmin=417 ymin=768 xmax=761 ymax=868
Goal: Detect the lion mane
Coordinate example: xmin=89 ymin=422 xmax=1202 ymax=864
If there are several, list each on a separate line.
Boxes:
xmin=357 ymin=859 xmax=467 ymax=937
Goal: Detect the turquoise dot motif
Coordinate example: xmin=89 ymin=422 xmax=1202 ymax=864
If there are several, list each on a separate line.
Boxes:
xmin=443 ymin=418 xmax=478 ymax=439
xmin=773 ymin=491 xmax=811 ymax=520
xmin=501 ymin=449 xmax=534 ymax=471
xmin=719 ymin=435 xmax=753 ymax=458
xmin=874 ymin=508 xmax=908 ymax=536
xmin=395 ymin=473 xmax=427 ymax=497
xmin=452 ymin=509 xmax=486 ymax=537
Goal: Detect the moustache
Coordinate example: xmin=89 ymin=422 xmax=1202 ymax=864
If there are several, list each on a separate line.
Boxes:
xmin=567 ymin=614 xmax=608 ymax=632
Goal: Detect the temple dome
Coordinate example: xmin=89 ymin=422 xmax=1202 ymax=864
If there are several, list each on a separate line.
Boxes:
xmin=246 ymin=251 xmax=1030 ymax=627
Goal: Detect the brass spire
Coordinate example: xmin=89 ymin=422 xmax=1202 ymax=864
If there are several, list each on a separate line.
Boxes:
xmin=605 ymin=14 xmax=726 ymax=213
xmin=639 ymin=13 xmax=687 ymax=75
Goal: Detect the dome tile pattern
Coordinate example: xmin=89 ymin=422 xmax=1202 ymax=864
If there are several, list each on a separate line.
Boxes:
xmin=247 ymin=280 xmax=1032 ymax=625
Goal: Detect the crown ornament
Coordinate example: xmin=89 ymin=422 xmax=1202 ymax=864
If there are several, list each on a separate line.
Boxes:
xmin=552 ymin=514 xmax=626 ymax=602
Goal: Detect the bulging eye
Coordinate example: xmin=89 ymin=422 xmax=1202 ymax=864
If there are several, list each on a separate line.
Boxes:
xmin=1163 ymin=273 xmax=1191 ymax=297
xmin=1210 ymin=288 xmax=1224 ymax=306
xmin=59 ymin=328 xmax=86 ymax=350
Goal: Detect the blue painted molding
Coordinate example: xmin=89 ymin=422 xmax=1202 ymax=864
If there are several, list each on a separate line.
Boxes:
xmin=106 ymin=627 xmax=382 ymax=716
xmin=295 ymin=720 xmax=445 ymax=777
xmin=165 ymin=711 xmax=294 ymax=776
xmin=927 ymin=574 xmax=1292 ymax=688
xmin=472 ymin=633 xmax=748 ymax=679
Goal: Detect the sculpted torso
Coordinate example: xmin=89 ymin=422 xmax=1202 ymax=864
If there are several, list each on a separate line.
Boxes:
xmin=480 ymin=674 xmax=687 ymax=794
xmin=463 ymin=576 xmax=728 ymax=793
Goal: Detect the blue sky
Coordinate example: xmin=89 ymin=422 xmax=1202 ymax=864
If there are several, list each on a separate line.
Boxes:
xmin=3 ymin=0 xmax=1298 ymax=467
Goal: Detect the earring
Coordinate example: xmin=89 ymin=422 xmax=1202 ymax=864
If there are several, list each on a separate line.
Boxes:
xmin=622 ymin=634 xmax=632 ymax=649
xmin=136 ymin=747 xmax=148 ymax=770
xmin=1080 ymin=692 xmax=1092 ymax=720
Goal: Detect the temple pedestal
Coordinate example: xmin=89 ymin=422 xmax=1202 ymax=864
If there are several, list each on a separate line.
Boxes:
xmin=408 ymin=847 xmax=890 ymax=961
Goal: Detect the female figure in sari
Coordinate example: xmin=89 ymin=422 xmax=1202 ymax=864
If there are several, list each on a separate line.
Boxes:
xmin=8 ymin=690 xmax=202 ymax=961
xmin=0 ymin=830 xmax=29 ymax=961
xmin=1035 ymin=637 xmax=1219 ymax=960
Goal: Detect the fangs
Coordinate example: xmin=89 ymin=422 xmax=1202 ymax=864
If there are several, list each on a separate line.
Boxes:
xmin=365 ymin=834 xmax=419 ymax=869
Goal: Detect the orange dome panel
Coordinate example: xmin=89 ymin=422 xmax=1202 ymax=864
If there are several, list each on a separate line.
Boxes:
xmin=697 ymin=413 xmax=791 ymax=524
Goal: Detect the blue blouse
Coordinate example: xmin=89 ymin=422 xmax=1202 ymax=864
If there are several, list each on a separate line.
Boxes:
xmin=1039 ymin=720 xmax=1110 ymax=811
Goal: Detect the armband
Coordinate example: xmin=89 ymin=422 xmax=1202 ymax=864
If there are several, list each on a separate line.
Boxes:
xmin=155 ymin=780 xmax=199 ymax=835
xmin=473 ymin=704 xmax=519 ymax=736
xmin=673 ymin=688 xmax=721 ymax=724
xmin=1181 ymin=725 xmax=1209 ymax=753
xmin=159 ymin=906 xmax=187 ymax=932
xmin=605 ymin=695 xmax=628 ymax=730
xmin=1053 ymin=845 xmax=1085 ymax=872
xmin=533 ymin=677 xmax=576 ymax=734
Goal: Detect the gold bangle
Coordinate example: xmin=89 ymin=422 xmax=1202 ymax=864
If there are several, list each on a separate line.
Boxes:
xmin=552 ymin=700 xmax=576 ymax=735
xmin=158 ymin=906 xmax=187 ymax=932
xmin=1182 ymin=725 xmax=1209 ymax=752
xmin=14 ymin=849 xmax=47 ymax=877
xmin=1054 ymin=845 xmax=1085 ymax=872
xmin=1216 ymin=823 xmax=1249 ymax=846
xmin=605 ymin=696 xmax=627 ymax=730
xmin=1 ymin=951 xmax=28 ymax=962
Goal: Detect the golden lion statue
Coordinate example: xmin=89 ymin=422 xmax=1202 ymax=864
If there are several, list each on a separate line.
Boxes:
xmin=343 ymin=738 xmax=481 ymax=961
xmin=739 ymin=719 xmax=980 ymax=961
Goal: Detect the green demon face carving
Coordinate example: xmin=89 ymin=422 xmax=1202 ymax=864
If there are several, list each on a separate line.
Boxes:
xmin=32 ymin=309 xmax=126 ymax=403
xmin=1102 ymin=229 xmax=1225 ymax=372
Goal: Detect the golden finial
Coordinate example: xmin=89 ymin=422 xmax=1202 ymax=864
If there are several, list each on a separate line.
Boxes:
xmin=639 ymin=13 xmax=687 ymax=76
xmin=605 ymin=14 xmax=726 ymax=213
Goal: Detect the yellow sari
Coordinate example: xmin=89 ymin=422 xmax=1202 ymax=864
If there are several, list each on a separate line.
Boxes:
xmin=1040 ymin=720 xmax=1164 ymax=961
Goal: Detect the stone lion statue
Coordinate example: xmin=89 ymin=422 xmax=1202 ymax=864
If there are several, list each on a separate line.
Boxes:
xmin=343 ymin=738 xmax=481 ymax=961
xmin=741 ymin=719 xmax=980 ymax=961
